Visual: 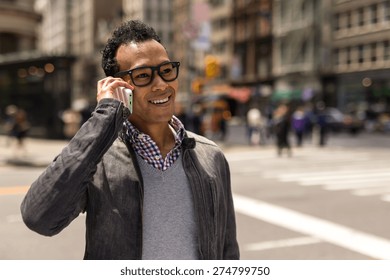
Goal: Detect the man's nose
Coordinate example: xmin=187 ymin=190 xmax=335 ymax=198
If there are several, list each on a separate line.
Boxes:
xmin=151 ymin=72 xmax=168 ymax=90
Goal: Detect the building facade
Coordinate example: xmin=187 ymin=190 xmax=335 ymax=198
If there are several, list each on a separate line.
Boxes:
xmin=230 ymin=0 xmax=273 ymax=112
xmin=0 ymin=0 xmax=40 ymax=54
xmin=332 ymin=0 xmax=390 ymax=116
xmin=0 ymin=0 xmax=71 ymax=137
xmin=272 ymin=0 xmax=328 ymax=105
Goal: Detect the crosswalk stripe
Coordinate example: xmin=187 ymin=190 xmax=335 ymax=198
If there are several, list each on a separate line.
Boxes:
xmin=353 ymin=187 xmax=390 ymax=196
xmin=244 ymin=237 xmax=322 ymax=251
xmin=234 ymin=193 xmax=390 ymax=259
xmin=283 ymin=173 xmax=390 ymax=183
xmin=277 ymin=169 xmax=390 ymax=180
xmin=324 ymin=178 xmax=390 ymax=190
xmin=381 ymin=194 xmax=390 ymax=202
xmin=228 ymin=147 xmax=390 ymax=202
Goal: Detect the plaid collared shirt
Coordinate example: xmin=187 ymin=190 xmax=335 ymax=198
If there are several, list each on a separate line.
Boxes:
xmin=123 ymin=116 xmax=185 ymax=171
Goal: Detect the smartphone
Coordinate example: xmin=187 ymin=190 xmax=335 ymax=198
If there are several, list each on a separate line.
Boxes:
xmin=124 ymin=88 xmax=133 ymax=114
xmin=116 ymin=87 xmax=133 ymax=114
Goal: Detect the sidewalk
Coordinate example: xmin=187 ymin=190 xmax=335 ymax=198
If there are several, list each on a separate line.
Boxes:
xmin=0 ymin=123 xmax=257 ymax=168
xmin=1 ymin=125 xmax=387 ymax=167
xmin=0 ymin=136 xmax=69 ymax=167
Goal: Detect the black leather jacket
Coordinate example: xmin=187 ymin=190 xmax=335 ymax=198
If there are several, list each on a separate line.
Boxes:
xmin=20 ymin=99 xmax=239 ymax=260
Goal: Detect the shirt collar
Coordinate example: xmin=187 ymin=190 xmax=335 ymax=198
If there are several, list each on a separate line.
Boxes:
xmin=124 ymin=115 xmax=185 ymax=149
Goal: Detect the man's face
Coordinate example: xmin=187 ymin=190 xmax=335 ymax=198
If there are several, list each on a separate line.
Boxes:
xmin=115 ymin=39 xmax=179 ymax=129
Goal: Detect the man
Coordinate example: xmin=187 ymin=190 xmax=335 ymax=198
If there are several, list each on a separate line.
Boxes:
xmin=20 ymin=20 xmax=239 ymax=260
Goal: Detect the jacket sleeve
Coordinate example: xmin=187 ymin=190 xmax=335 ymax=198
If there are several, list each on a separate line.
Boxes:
xmin=222 ymin=157 xmax=240 ymax=260
xmin=20 ymin=99 xmax=129 ymax=236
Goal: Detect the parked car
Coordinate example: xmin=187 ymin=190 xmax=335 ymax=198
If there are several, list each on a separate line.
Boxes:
xmin=324 ymin=107 xmax=344 ymax=132
xmin=325 ymin=107 xmax=364 ymax=134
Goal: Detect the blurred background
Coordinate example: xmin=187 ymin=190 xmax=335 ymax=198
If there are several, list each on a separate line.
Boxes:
xmin=0 ymin=0 xmax=389 ymax=139
xmin=1 ymin=0 xmax=390 ymax=260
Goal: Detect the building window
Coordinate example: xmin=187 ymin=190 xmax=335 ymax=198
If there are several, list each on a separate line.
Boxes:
xmin=384 ymin=41 xmax=390 ymax=60
xmin=0 ymin=33 xmax=19 ymax=54
xmin=236 ymin=20 xmax=246 ymax=41
xmin=301 ymin=0 xmax=307 ymax=19
xmin=371 ymin=43 xmax=377 ymax=62
xmin=280 ymin=0 xmax=287 ymax=21
xmin=300 ymin=41 xmax=308 ymax=63
xmin=347 ymin=12 xmax=352 ymax=28
xmin=334 ymin=49 xmax=340 ymax=66
xmin=334 ymin=13 xmax=340 ymax=30
xmin=386 ymin=0 xmax=390 ymax=21
xmin=210 ymin=0 xmax=225 ymax=7
xmin=346 ymin=47 xmax=351 ymax=65
xmin=281 ymin=40 xmax=287 ymax=65
xmin=358 ymin=45 xmax=364 ymax=64
xmin=371 ymin=4 xmax=378 ymax=24
xmin=358 ymin=8 xmax=364 ymax=26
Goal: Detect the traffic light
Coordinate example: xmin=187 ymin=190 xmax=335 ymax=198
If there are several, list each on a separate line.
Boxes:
xmin=204 ymin=55 xmax=220 ymax=79
xmin=191 ymin=78 xmax=203 ymax=94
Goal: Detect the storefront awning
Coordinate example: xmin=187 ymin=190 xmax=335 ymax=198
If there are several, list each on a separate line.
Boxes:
xmin=271 ymin=89 xmax=302 ymax=101
xmin=208 ymin=84 xmax=252 ymax=103
xmin=229 ymin=87 xmax=252 ymax=103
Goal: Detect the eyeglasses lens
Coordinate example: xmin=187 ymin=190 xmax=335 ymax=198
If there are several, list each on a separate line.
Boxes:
xmin=131 ymin=62 xmax=178 ymax=86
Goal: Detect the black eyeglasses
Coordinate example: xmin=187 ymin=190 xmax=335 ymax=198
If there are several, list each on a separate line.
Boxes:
xmin=114 ymin=61 xmax=180 ymax=87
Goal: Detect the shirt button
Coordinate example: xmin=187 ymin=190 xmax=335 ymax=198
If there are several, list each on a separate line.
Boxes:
xmin=138 ymin=134 xmax=144 ymax=139
xmin=155 ymin=155 xmax=161 ymax=160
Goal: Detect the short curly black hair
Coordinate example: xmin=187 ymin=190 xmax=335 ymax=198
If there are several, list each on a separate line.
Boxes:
xmin=101 ymin=20 xmax=161 ymax=77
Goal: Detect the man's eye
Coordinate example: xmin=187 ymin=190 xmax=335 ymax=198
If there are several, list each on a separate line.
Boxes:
xmin=134 ymin=72 xmax=151 ymax=79
xmin=161 ymin=68 xmax=173 ymax=75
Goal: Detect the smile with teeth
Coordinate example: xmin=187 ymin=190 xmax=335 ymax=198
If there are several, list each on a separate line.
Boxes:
xmin=149 ymin=96 xmax=170 ymax=104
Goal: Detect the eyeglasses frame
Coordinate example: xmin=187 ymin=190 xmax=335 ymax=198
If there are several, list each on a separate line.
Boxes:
xmin=114 ymin=61 xmax=180 ymax=87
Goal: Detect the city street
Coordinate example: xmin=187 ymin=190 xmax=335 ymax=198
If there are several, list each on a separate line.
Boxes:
xmin=0 ymin=127 xmax=389 ymax=259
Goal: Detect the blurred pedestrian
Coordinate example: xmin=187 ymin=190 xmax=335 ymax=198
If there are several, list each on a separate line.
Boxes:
xmin=291 ymin=106 xmax=307 ymax=147
xmin=190 ymin=104 xmax=204 ymax=136
xmin=10 ymin=108 xmax=30 ymax=157
xmin=61 ymin=108 xmax=81 ymax=139
xmin=219 ymin=108 xmax=231 ymax=142
xmin=246 ymin=107 xmax=266 ymax=145
xmin=3 ymin=105 xmax=18 ymax=146
xmin=315 ymin=101 xmax=328 ymax=147
xmin=21 ymin=19 xmax=239 ymax=260
xmin=273 ymin=104 xmax=292 ymax=157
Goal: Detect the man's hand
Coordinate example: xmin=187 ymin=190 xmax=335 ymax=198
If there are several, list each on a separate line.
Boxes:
xmin=97 ymin=77 xmax=134 ymax=109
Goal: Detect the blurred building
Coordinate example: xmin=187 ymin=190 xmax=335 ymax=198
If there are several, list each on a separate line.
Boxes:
xmin=171 ymin=0 xmax=213 ymax=108
xmin=36 ymin=0 xmax=123 ymax=102
xmin=172 ymin=0 xmax=191 ymax=100
xmin=123 ymin=0 xmax=174 ymax=54
xmin=228 ymin=0 xmax=273 ymax=114
xmin=2 ymin=0 xmax=390 ymax=138
xmin=0 ymin=0 xmax=40 ymax=53
xmin=209 ymin=0 xmax=232 ymax=82
xmin=0 ymin=0 xmax=73 ymax=138
xmin=272 ymin=0 xmax=328 ymax=105
xmin=332 ymin=0 xmax=390 ymax=115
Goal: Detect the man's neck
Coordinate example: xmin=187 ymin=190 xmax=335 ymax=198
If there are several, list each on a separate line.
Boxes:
xmin=136 ymin=122 xmax=175 ymax=158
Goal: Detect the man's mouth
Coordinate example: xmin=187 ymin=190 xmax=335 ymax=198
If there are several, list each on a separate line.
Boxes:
xmin=149 ymin=96 xmax=170 ymax=105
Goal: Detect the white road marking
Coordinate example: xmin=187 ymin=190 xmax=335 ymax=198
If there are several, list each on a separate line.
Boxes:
xmin=6 ymin=214 xmax=23 ymax=223
xmin=381 ymin=194 xmax=390 ymax=202
xmin=324 ymin=179 xmax=390 ymax=190
xmin=244 ymin=237 xmax=322 ymax=252
xmin=279 ymin=171 xmax=390 ymax=182
xmin=353 ymin=186 xmax=390 ymax=196
xmin=233 ymin=194 xmax=390 ymax=259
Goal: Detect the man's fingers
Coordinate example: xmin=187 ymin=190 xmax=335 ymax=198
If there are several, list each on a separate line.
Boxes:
xmin=96 ymin=77 xmax=133 ymax=103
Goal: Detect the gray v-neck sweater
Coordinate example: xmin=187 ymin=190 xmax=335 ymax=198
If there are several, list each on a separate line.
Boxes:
xmin=137 ymin=154 xmax=198 ymax=260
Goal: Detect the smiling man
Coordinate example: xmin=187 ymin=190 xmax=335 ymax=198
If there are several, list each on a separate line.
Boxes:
xmin=20 ymin=20 xmax=239 ymax=260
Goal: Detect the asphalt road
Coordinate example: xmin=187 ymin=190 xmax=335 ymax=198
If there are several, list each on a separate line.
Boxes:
xmin=0 ymin=128 xmax=389 ymax=259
